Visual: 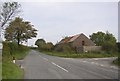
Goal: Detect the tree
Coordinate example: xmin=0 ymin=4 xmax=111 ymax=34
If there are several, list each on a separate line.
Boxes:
xmin=0 ymin=2 xmax=21 ymax=28
xmin=89 ymin=32 xmax=106 ymax=46
xmin=5 ymin=17 xmax=37 ymax=45
xmin=89 ymin=31 xmax=116 ymax=45
xmin=116 ymin=42 xmax=120 ymax=53
xmin=46 ymin=42 xmax=54 ymax=51
xmin=35 ymin=39 xmax=54 ymax=51
xmin=89 ymin=31 xmax=116 ymax=52
xmin=35 ymin=39 xmax=46 ymax=47
xmin=35 ymin=39 xmax=46 ymax=50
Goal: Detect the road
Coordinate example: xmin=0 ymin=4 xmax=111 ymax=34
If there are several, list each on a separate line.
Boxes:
xmin=18 ymin=50 xmax=118 ymax=79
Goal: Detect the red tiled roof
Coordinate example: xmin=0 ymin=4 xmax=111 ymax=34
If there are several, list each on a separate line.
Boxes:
xmin=68 ymin=34 xmax=80 ymax=42
xmin=59 ymin=34 xmax=81 ymax=44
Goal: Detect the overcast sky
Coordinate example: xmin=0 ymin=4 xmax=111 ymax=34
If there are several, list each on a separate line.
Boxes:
xmin=1 ymin=0 xmax=119 ymax=46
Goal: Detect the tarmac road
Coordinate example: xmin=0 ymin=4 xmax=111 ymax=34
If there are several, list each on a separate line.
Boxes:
xmin=19 ymin=50 xmax=118 ymax=79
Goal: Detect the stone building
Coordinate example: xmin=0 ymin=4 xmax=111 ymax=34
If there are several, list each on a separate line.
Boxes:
xmin=56 ymin=33 xmax=101 ymax=53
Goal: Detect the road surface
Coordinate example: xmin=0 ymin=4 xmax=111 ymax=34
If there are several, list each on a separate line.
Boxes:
xmin=18 ymin=50 xmax=118 ymax=79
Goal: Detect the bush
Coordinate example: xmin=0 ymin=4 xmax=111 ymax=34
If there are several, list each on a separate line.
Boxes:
xmin=117 ymin=42 xmax=120 ymax=53
xmin=113 ymin=57 xmax=120 ymax=66
xmin=102 ymin=44 xmax=117 ymax=54
xmin=2 ymin=41 xmax=29 ymax=60
xmin=2 ymin=41 xmax=29 ymax=79
xmin=54 ymin=44 xmax=74 ymax=53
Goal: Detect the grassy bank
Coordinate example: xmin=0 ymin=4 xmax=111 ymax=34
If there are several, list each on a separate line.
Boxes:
xmin=0 ymin=62 xmax=1 ymax=80
xmin=42 ymin=51 xmax=118 ymax=58
xmin=2 ymin=42 xmax=29 ymax=79
xmin=0 ymin=50 xmax=2 ymax=80
xmin=2 ymin=61 xmax=23 ymax=79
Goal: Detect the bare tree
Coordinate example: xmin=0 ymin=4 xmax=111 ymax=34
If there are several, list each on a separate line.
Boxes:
xmin=0 ymin=2 xmax=21 ymax=28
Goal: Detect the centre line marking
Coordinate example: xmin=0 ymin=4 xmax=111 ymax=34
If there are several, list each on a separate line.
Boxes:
xmin=39 ymin=55 xmax=48 ymax=61
xmin=51 ymin=62 xmax=69 ymax=72
xmin=91 ymin=62 xmax=95 ymax=64
xmin=42 ymin=57 xmax=48 ymax=61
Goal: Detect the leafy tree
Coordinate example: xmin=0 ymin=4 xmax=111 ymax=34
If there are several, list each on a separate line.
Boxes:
xmin=5 ymin=17 xmax=37 ymax=45
xmin=35 ymin=39 xmax=46 ymax=50
xmin=117 ymin=42 xmax=120 ymax=53
xmin=90 ymin=31 xmax=116 ymax=45
xmin=89 ymin=31 xmax=116 ymax=52
xmin=35 ymin=39 xmax=54 ymax=51
xmin=35 ymin=39 xmax=46 ymax=47
xmin=0 ymin=2 xmax=21 ymax=47
xmin=46 ymin=42 xmax=54 ymax=51
xmin=0 ymin=2 xmax=21 ymax=28
xmin=89 ymin=32 xmax=106 ymax=46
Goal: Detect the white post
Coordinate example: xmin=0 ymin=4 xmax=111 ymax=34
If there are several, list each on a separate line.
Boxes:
xmin=12 ymin=57 xmax=16 ymax=63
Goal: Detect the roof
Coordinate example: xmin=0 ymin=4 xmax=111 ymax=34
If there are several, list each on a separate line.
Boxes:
xmin=68 ymin=34 xmax=80 ymax=42
xmin=59 ymin=34 xmax=82 ymax=44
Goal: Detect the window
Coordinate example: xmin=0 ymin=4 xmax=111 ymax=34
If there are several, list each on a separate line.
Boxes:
xmin=82 ymin=41 xmax=85 ymax=46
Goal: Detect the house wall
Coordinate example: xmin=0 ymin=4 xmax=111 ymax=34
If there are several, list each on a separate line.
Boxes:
xmin=72 ymin=34 xmax=95 ymax=48
xmin=83 ymin=46 xmax=102 ymax=52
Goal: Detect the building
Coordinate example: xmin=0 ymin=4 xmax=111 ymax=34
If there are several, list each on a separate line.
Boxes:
xmin=56 ymin=33 xmax=101 ymax=53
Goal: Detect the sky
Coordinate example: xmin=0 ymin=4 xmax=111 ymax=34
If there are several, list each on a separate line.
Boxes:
xmin=1 ymin=0 xmax=119 ymax=46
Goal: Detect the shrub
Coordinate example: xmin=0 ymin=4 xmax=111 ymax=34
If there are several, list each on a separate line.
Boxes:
xmin=2 ymin=41 xmax=29 ymax=60
xmin=54 ymin=43 xmax=74 ymax=53
xmin=2 ymin=41 xmax=29 ymax=79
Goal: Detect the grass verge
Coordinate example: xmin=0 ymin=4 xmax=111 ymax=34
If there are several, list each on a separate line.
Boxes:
xmin=2 ymin=42 xmax=29 ymax=79
xmin=0 ymin=62 xmax=1 ymax=80
xmin=2 ymin=61 xmax=23 ymax=79
xmin=2 ymin=51 xmax=28 ymax=79
xmin=42 ymin=51 xmax=118 ymax=58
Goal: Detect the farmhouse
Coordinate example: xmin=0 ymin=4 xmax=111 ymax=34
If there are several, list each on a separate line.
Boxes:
xmin=56 ymin=33 xmax=101 ymax=53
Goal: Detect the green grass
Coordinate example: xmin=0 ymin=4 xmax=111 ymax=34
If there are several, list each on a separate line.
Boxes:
xmin=42 ymin=51 xmax=118 ymax=58
xmin=0 ymin=62 xmax=1 ymax=80
xmin=13 ymin=51 xmax=29 ymax=60
xmin=2 ymin=42 xmax=29 ymax=79
xmin=2 ymin=50 xmax=28 ymax=79
xmin=0 ymin=50 xmax=2 ymax=80
xmin=2 ymin=61 xmax=23 ymax=79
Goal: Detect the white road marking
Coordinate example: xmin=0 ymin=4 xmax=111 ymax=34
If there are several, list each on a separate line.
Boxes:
xmin=82 ymin=61 xmax=87 ymax=62
xmin=81 ymin=60 xmax=118 ymax=70
xmin=51 ymin=62 xmax=69 ymax=72
xmin=91 ymin=62 xmax=95 ymax=64
xmin=39 ymin=55 xmax=49 ymax=61
xmin=94 ymin=63 xmax=99 ymax=65
xmin=110 ymin=66 xmax=117 ymax=69
xmin=93 ymin=58 xmax=98 ymax=60
xmin=99 ymin=64 xmax=104 ymax=67
xmin=42 ymin=57 xmax=49 ymax=61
